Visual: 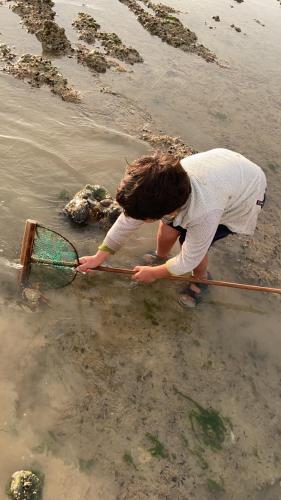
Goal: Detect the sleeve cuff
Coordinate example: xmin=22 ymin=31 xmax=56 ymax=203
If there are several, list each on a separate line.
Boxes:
xmin=166 ymin=257 xmax=181 ymax=275
xmin=166 ymin=257 xmax=192 ymax=276
xmin=98 ymin=243 xmax=116 ymax=255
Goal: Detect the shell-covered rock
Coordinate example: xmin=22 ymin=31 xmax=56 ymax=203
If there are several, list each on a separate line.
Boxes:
xmin=76 ymin=45 xmax=107 ymax=73
xmin=63 ymin=184 xmax=121 ymax=226
xmin=22 ymin=287 xmax=42 ymax=304
xmin=3 ymin=53 xmax=80 ymax=102
xmin=0 ymin=43 xmax=17 ymax=62
xmin=102 ymin=201 xmax=122 ymax=225
xmin=9 ymin=470 xmax=42 ymax=500
xmin=78 ymin=184 xmax=111 ymax=201
xmin=22 ymin=288 xmax=46 ymax=310
xmin=72 ymin=12 xmax=143 ymax=65
xmin=36 ymin=20 xmax=73 ymax=54
xmin=63 ymin=197 xmax=91 ymax=224
xmin=118 ymin=0 xmax=216 ymax=63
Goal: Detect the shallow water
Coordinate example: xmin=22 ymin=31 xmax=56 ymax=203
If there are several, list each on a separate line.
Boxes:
xmin=0 ymin=0 xmax=281 ymax=498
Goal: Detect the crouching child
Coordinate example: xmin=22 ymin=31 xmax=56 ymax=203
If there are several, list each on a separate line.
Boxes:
xmin=77 ymin=148 xmax=267 ymax=307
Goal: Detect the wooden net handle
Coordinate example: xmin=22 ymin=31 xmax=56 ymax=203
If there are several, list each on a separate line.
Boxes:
xmin=95 ymin=265 xmax=281 ymax=295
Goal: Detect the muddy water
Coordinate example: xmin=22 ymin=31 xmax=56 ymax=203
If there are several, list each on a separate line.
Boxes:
xmin=0 ymin=0 xmax=281 ymax=499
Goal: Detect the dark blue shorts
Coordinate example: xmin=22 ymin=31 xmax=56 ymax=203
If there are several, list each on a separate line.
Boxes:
xmin=168 ymin=223 xmax=234 ymax=246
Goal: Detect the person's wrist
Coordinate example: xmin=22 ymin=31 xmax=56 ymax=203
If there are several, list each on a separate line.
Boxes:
xmin=95 ymin=251 xmax=109 ymax=264
xmin=153 ymin=264 xmax=170 ymax=279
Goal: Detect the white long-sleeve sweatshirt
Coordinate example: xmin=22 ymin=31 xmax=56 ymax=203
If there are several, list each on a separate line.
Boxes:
xmin=100 ymin=148 xmax=267 ymax=275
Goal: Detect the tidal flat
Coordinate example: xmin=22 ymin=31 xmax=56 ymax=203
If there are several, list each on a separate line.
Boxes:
xmin=0 ymin=0 xmax=281 ymax=498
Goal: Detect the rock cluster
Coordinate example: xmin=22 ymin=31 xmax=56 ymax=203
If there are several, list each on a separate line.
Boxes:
xmin=36 ymin=20 xmax=72 ymax=54
xmin=63 ymin=184 xmax=121 ymax=226
xmin=11 ymin=0 xmax=55 ymax=32
xmin=231 ymin=24 xmax=242 ymax=32
xmin=140 ymin=129 xmax=197 ymax=158
xmin=9 ymin=470 xmax=42 ymax=500
xmin=2 ymin=53 xmax=80 ymax=102
xmin=99 ymin=31 xmax=143 ymax=64
xmin=11 ymin=0 xmax=72 ymax=55
xmin=0 ymin=43 xmax=17 ymax=62
xmin=22 ymin=287 xmax=47 ymax=310
xmin=73 ymin=12 xmax=143 ymax=65
xmin=76 ymin=45 xmax=107 ymax=73
xmin=72 ymin=12 xmax=101 ymax=44
xmin=118 ymin=0 xmax=217 ymax=63
xmin=141 ymin=0 xmax=179 ymax=16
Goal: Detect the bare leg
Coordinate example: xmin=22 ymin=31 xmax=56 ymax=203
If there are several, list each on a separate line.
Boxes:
xmin=192 ymin=253 xmax=208 ymax=285
xmin=179 ymin=253 xmax=209 ymax=307
xmin=156 ymin=221 xmax=180 ymax=258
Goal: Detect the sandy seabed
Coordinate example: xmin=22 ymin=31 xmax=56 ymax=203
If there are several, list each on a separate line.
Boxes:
xmin=0 ymin=0 xmax=281 ymax=498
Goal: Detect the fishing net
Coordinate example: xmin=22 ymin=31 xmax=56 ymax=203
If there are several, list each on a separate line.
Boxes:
xmin=20 ymin=221 xmax=79 ymax=290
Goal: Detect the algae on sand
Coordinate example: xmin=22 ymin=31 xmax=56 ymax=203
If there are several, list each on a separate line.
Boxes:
xmin=123 ymin=451 xmax=137 ymax=469
xmin=145 ymin=433 xmax=169 ymax=459
xmin=78 ymin=458 xmax=95 ymax=474
xmin=174 ymin=387 xmax=231 ymax=450
xmin=207 ymin=477 xmax=225 ymax=493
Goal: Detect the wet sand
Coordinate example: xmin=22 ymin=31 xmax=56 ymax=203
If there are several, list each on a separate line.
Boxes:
xmin=0 ymin=0 xmax=281 ymax=498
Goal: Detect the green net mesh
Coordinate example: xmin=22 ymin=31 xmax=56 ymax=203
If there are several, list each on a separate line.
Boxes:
xmin=27 ymin=225 xmax=78 ymax=289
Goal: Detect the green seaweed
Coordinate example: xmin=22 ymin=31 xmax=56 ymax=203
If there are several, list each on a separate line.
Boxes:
xmin=143 ymin=299 xmax=161 ymax=312
xmin=58 ymin=189 xmax=71 ymax=200
xmin=189 ymin=407 xmax=226 ymax=450
xmin=188 ymin=448 xmax=209 ymax=470
xmin=165 ymin=15 xmax=181 ymax=24
xmin=145 ymin=433 xmax=169 ymax=459
xmin=174 ymin=387 xmax=230 ymax=450
xmin=207 ymin=478 xmax=224 ymax=493
xmin=85 ymin=184 xmax=110 ymax=201
xmin=181 ymin=434 xmax=208 ymax=469
xmin=143 ymin=299 xmax=160 ymax=324
xmin=190 ymin=447 xmax=209 ymax=470
xmin=78 ymin=458 xmax=95 ymax=474
xmin=181 ymin=433 xmax=189 ymax=448
xmin=123 ymin=452 xmax=137 ymax=469
xmin=193 ymin=339 xmax=201 ymax=347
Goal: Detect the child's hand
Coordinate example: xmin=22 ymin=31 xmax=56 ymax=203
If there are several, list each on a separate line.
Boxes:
xmin=77 ymin=251 xmax=109 ymax=272
xmin=77 ymin=256 xmax=101 ymax=272
xmin=132 ymin=266 xmax=158 ymax=283
xmin=76 ymin=250 xmax=110 ymax=273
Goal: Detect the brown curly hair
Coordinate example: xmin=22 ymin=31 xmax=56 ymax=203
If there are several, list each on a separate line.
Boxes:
xmin=116 ymin=151 xmax=191 ymax=220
